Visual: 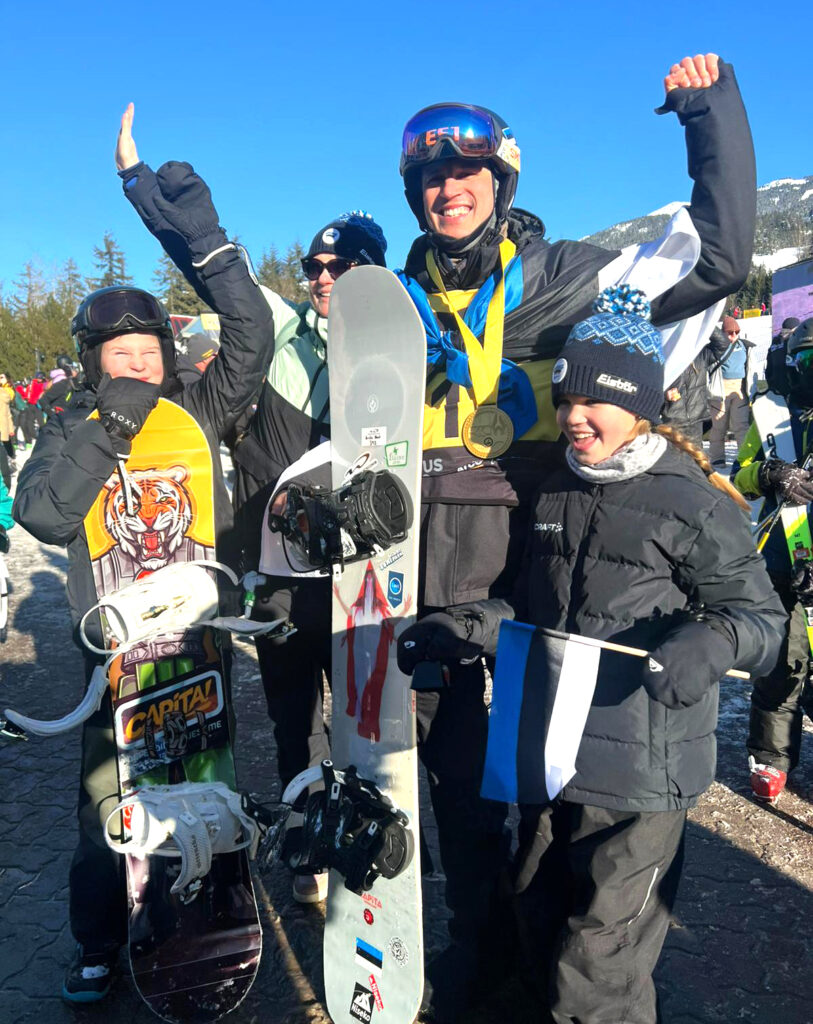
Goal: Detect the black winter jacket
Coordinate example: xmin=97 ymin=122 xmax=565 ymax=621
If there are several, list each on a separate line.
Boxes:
xmin=13 ymin=245 xmax=273 ymax=649
xmin=471 ymin=444 xmax=785 ymax=811
xmin=661 ymin=326 xmax=729 ymax=431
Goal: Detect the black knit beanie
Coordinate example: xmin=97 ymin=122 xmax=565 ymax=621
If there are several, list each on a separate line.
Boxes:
xmin=305 ymin=211 xmax=387 ymax=267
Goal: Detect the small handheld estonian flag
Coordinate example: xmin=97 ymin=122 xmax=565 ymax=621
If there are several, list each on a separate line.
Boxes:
xmin=481 ymin=620 xmax=601 ymax=803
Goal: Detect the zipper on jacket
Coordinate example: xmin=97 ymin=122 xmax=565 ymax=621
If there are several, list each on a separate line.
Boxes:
xmin=564 ymin=483 xmax=602 ymax=635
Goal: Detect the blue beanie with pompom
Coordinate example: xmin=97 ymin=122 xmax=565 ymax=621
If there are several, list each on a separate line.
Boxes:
xmin=550 ymin=285 xmax=665 ymax=422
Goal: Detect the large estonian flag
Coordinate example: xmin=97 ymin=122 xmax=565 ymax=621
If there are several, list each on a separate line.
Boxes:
xmin=481 ymin=620 xmax=601 ymax=804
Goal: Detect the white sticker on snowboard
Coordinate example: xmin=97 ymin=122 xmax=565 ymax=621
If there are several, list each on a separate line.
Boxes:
xmin=361 ymin=426 xmax=387 ymax=447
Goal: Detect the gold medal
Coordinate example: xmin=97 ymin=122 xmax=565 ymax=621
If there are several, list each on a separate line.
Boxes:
xmin=462 ymin=406 xmax=514 ymax=458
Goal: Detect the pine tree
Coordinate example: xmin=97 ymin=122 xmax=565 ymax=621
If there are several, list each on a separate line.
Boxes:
xmin=11 ymin=261 xmax=48 ymax=314
xmin=727 ymin=267 xmax=773 ymax=316
xmin=257 ymin=242 xmax=307 ymax=303
xmin=152 ymin=253 xmax=207 ymax=315
xmin=88 ymin=232 xmax=132 ymax=289
xmin=57 ymin=258 xmax=86 ymax=312
xmin=257 ymin=245 xmax=285 ymax=292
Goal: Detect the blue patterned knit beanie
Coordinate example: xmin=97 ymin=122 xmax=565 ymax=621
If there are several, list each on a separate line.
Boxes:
xmin=551 ymin=285 xmax=665 ymax=422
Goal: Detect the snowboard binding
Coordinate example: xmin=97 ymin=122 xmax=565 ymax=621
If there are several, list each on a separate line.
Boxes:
xmin=275 ymin=760 xmax=415 ymax=894
xmin=268 ymin=468 xmax=412 ymax=573
xmin=103 ymin=780 xmax=260 ymax=894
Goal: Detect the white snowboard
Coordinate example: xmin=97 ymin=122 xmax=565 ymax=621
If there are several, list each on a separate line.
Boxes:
xmin=324 ymin=266 xmax=426 ymax=1024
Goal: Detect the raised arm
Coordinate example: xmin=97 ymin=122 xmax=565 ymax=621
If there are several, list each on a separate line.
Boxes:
xmin=116 ymin=105 xmax=275 ymax=439
xmin=650 ymin=54 xmax=757 ymax=326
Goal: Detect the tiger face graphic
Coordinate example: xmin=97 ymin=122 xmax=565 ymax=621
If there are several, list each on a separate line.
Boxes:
xmin=103 ymin=466 xmax=193 ymax=573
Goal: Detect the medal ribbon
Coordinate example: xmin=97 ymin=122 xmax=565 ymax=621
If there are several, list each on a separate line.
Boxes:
xmin=425 ymin=238 xmax=516 ymax=407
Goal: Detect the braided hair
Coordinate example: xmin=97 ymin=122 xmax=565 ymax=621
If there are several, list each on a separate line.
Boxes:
xmin=633 ymin=420 xmax=750 ymax=511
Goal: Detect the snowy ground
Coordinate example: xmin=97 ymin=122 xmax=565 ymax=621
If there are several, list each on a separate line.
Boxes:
xmin=1 ymin=440 xmax=812 ymax=1022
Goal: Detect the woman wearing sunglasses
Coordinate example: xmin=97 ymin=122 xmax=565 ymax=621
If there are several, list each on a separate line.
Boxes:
xmin=733 ymin=317 xmax=813 ymax=806
xmin=396 ymin=54 xmax=758 ymax=1023
xmin=12 ymin=112 xmax=274 ymax=1002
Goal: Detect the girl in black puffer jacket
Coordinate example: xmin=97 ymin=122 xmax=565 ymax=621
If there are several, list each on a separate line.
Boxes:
xmin=398 ymin=288 xmax=785 ymax=1024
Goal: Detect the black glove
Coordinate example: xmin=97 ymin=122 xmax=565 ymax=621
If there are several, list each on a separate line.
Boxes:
xmin=758 ymin=459 xmax=813 ymax=505
xmin=791 ymin=560 xmax=813 ymax=604
xmin=96 ymin=374 xmax=160 ymax=443
xmin=0 ymin=525 xmax=8 ymax=554
xmin=397 ymin=610 xmax=484 ymax=676
xmin=641 ymin=618 xmax=736 ymax=710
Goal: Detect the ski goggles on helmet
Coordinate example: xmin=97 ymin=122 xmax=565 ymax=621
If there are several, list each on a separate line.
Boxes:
xmin=400 ymin=104 xmax=521 ymax=177
xmin=72 ymin=287 xmax=171 ymax=344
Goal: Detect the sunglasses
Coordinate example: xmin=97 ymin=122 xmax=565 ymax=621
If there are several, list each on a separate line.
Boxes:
xmin=301 ymin=257 xmax=356 ymax=281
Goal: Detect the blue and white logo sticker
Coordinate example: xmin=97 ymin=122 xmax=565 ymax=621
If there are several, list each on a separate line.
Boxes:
xmin=551 ymin=357 xmax=567 ymax=384
xmin=323 ymin=227 xmax=341 ymax=244
xmin=387 ymin=572 xmax=404 ymax=608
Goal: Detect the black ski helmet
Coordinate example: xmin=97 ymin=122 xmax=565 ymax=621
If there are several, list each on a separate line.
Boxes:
xmin=399 ymin=102 xmax=521 ymax=232
xmin=71 ymin=286 xmax=175 ymax=388
xmin=785 ymin=317 xmax=813 ymax=397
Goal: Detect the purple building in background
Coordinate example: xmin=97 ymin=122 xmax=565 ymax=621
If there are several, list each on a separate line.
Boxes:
xmin=773 ymin=257 xmax=813 ymax=325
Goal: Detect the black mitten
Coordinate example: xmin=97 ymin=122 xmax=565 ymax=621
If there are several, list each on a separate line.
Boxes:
xmin=96 ymin=374 xmax=160 ymax=443
xmin=758 ymin=459 xmax=813 ymax=505
xmin=641 ymin=619 xmax=736 ymax=709
xmin=0 ymin=525 xmax=8 ymax=554
xmin=397 ymin=611 xmax=483 ymax=676
xmin=153 ymin=161 xmax=228 ymax=259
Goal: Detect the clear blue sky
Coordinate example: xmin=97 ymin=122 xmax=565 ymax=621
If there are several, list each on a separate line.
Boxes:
xmin=1 ymin=0 xmax=810 ymax=301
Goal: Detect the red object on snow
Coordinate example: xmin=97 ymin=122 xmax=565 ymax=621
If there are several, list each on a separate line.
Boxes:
xmin=749 ymin=761 xmax=787 ymax=803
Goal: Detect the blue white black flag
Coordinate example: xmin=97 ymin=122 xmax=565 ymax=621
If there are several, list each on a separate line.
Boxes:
xmin=481 ymin=620 xmax=601 ymax=803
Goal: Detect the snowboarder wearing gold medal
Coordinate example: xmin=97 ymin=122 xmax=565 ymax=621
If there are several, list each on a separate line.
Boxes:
xmin=397 ymin=53 xmax=758 ymax=1021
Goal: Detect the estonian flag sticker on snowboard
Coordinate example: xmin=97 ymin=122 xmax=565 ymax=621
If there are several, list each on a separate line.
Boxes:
xmin=349 ymin=981 xmax=375 ymax=1023
xmin=355 ymin=937 xmax=384 ymax=974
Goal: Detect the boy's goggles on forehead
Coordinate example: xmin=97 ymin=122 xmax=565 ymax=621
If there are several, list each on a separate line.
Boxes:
xmin=401 ymin=105 xmax=520 ymax=173
xmin=81 ymin=289 xmax=168 ymax=334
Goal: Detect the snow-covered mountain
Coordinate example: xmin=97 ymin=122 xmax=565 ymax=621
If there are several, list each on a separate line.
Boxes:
xmin=581 ymin=175 xmax=813 ymax=272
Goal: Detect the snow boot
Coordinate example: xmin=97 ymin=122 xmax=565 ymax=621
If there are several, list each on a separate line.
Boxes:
xmin=62 ymin=944 xmax=118 ymax=1003
xmin=749 ymin=756 xmax=787 ymax=803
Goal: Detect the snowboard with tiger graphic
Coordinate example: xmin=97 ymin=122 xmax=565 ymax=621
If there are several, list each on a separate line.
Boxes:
xmin=84 ymin=397 xmax=260 ymax=1023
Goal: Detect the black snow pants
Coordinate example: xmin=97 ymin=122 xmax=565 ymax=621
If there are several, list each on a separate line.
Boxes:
xmin=69 ymin=657 xmax=127 ymax=954
xmin=415 ymin=656 xmax=510 ymax=949
xmin=253 ymin=579 xmax=332 ymax=790
xmin=748 ymin=574 xmax=812 ymax=773
xmin=513 ymin=801 xmax=687 ymax=1024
